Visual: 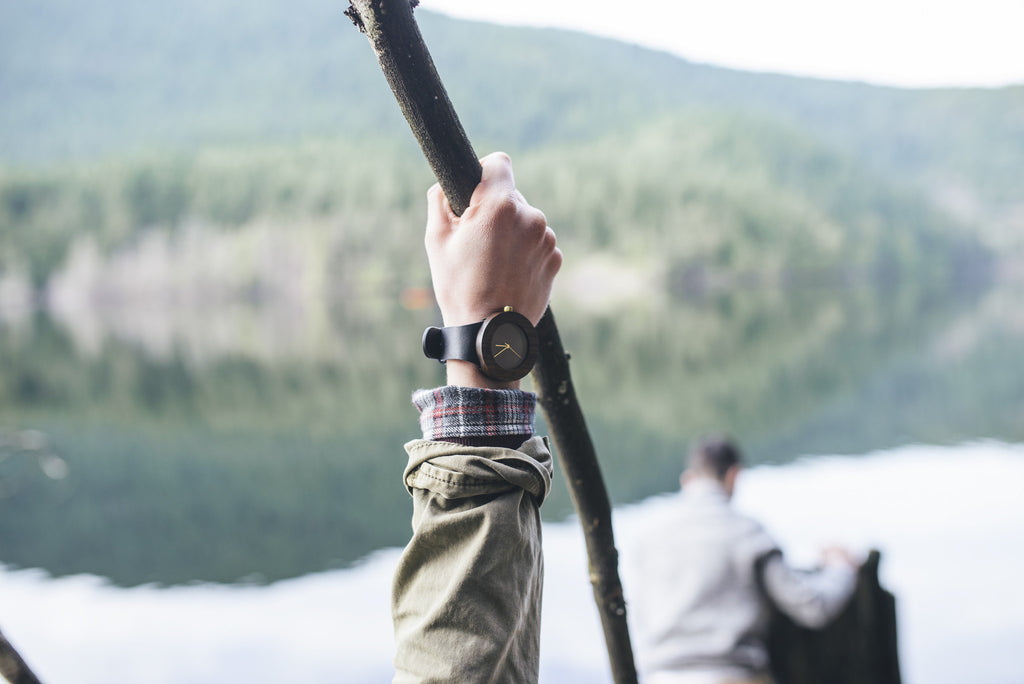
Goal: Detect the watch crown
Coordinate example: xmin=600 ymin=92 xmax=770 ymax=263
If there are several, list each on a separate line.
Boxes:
xmin=503 ymin=305 xmax=514 ymax=313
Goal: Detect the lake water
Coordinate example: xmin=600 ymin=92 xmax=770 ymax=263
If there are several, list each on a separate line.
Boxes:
xmin=2 ymin=441 xmax=1022 ymax=683
xmin=2 ymin=276 xmax=1023 ymax=682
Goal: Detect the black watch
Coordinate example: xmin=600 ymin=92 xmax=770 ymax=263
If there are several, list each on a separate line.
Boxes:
xmin=422 ymin=307 xmax=540 ymax=382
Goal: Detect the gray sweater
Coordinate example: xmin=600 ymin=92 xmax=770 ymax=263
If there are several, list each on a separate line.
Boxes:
xmin=627 ymin=479 xmax=856 ymax=683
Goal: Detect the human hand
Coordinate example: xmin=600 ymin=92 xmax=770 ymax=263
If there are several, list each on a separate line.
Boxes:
xmin=424 ymin=152 xmax=562 ymax=388
xmin=425 ymin=152 xmax=561 ymax=327
xmin=820 ymin=546 xmax=860 ymax=568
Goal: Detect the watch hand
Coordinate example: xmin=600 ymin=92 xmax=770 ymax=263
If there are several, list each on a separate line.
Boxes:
xmin=494 ymin=343 xmax=522 ymax=359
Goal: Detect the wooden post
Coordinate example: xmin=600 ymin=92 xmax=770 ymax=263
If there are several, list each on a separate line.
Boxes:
xmin=344 ymin=2 xmax=638 ymax=681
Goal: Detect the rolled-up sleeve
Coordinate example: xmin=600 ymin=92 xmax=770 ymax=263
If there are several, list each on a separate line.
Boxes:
xmin=392 ymin=387 xmax=553 ymax=683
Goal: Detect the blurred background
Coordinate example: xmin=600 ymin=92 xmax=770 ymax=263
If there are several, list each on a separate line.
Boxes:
xmin=1 ymin=1 xmax=1022 ymax=682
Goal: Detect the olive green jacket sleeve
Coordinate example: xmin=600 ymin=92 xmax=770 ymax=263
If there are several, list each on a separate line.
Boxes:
xmin=392 ymin=436 xmax=553 ymax=683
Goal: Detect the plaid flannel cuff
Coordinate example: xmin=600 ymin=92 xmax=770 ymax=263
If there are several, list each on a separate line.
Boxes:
xmin=412 ymin=386 xmax=536 ymax=442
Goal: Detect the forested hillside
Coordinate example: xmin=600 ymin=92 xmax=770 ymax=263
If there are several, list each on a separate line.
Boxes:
xmin=3 ymin=2 xmax=1022 ymax=586
xmin=0 ymin=0 xmax=1018 ymax=291
xmin=4 ymin=3 xmax=1022 ymax=196
xmin=0 ymin=113 xmax=989 ymax=296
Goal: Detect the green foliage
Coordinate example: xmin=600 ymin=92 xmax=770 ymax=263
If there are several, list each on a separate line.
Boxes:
xmin=0 ymin=0 xmax=404 ymax=162
xmin=3 ymin=1 xmax=1022 ymax=233
xmin=3 ymin=279 xmax=1022 ymax=584
xmin=0 ymin=137 xmax=435 ymax=286
xmin=0 ymin=0 xmax=1017 ymax=587
xmin=519 ymin=112 xmax=986 ymax=287
xmin=0 ymin=109 xmax=989 ymax=291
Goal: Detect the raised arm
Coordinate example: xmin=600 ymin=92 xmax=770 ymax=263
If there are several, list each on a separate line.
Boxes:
xmin=392 ymin=152 xmax=561 ymax=683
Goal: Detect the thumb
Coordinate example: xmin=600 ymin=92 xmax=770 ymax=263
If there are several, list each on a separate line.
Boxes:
xmin=425 ymin=182 xmax=455 ymax=245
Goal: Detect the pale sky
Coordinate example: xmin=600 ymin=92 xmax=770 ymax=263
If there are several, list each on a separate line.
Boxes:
xmin=425 ymin=0 xmax=1024 ymax=88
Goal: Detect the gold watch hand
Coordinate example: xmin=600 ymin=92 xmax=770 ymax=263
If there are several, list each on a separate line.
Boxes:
xmin=494 ymin=342 xmax=522 ymax=359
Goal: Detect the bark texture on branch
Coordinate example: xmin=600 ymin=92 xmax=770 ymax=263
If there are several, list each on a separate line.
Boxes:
xmin=345 ymin=0 xmax=480 ymax=216
xmin=345 ymin=2 xmax=637 ymax=681
xmin=533 ymin=309 xmax=637 ymax=683
xmin=0 ymin=628 xmax=42 ymax=684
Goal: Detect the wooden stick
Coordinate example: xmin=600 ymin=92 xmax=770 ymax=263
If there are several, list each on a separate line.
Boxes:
xmin=0 ymin=628 xmax=42 ymax=684
xmin=532 ymin=308 xmax=637 ymax=683
xmin=344 ymin=0 xmax=480 ymax=216
xmin=344 ymin=2 xmax=637 ymax=681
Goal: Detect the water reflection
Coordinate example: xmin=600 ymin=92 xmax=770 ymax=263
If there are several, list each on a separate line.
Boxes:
xmin=1 ymin=277 xmax=1022 ymax=586
xmin=2 ymin=442 xmax=1022 ymax=684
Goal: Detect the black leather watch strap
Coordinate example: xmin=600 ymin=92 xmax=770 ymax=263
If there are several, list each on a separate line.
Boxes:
xmin=422 ymin=321 xmax=482 ymax=364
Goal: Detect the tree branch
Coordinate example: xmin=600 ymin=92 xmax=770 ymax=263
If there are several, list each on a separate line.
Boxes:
xmin=533 ymin=308 xmax=637 ymax=683
xmin=344 ymin=0 xmax=480 ymax=216
xmin=345 ymin=2 xmax=637 ymax=681
xmin=0 ymin=628 xmax=42 ymax=684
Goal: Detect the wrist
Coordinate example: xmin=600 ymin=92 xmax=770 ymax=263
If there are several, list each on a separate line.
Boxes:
xmin=446 ymin=360 xmax=521 ymax=390
xmin=423 ymin=308 xmax=538 ymax=386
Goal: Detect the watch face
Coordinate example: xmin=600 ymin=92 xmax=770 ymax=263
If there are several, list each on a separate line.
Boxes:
xmin=477 ymin=310 xmax=540 ymax=381
xmin=491 ymin=322 xmax=528 ymax=370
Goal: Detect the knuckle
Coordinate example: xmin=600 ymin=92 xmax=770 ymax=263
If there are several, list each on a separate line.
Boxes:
xmin=530 ymin=208 xmax=548 ymax=232
xmin=480 ymin=151 xmax=512 ymax=171
xmin=542 ymin=226 xmax=558 ymax=251
xmin=524 ymin=209 xmax=549 ymax=244
xmin=529 ymin=210 xmax=548 ymax=236
xmin=548 ymin=246 xmax=564 ymax=273
xmin=491 ymin=192 xmax=520 ymax=223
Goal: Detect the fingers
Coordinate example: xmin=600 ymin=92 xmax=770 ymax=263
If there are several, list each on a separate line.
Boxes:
xmin=477 ymin=152 xmax=515 ymax=198
xmin=466 ymin=152 xmax=519 ymax=225
xmin=422 ymin=151 xmax=561 ymax=328
xmin=424 ymin=182 xmax=454 ymax=248
xmin=545 ymin=227 xmax=564 ymax=277
xmin=427 ymin=151 xmax=513 ymax=240
xmin=427 ymin=154 xmax=557 ymax=255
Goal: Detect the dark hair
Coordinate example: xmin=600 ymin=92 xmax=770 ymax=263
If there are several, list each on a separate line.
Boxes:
xmin=688 ymin=436 xmax=742 ymax=480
